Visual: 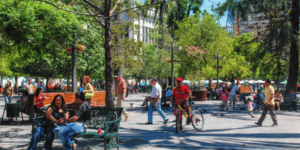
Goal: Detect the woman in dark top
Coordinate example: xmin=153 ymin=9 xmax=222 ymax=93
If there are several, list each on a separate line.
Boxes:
xmin=28 ymin=95 xmax=69 ymax=150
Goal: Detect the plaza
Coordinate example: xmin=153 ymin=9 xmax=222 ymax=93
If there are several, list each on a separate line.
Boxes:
xmin=0 ymin=93 xmax=299 ymax=150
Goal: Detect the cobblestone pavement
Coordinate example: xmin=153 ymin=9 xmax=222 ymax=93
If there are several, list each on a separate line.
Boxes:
xmin=0 ymin=93 xmax=299 ymax=150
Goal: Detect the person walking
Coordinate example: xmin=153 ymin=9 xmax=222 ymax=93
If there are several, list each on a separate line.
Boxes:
xmin=116 ymin=74 xmax=130 ymax=121
xmin=289 ymin=90 xmax=297 ymax=111
xmin=228 ymin=80 xmax=239 ymax=109
xmin=82 ymin=75 xmax=94 ymax=105
xmin=3 ymin=81 xmax=13 ymax=104
xmin=145 ymin=78 xmax=169 ymax=124
xmin=255 ymin=79 xmax=278 ymax=127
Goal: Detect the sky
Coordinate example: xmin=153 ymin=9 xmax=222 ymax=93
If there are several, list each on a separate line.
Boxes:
xmin=200 ymin=0 xmax=227 ymax=26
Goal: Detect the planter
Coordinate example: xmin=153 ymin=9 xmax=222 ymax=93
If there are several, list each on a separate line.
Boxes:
xmin=6 ymin=103 xmax=21 ymax=117
xmin=192 ymin=90 xmax=207 ymax=101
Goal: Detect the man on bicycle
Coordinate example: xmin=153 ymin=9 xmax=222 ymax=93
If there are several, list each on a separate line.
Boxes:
xmin=170 ymin=77 xmax=191 ymax=130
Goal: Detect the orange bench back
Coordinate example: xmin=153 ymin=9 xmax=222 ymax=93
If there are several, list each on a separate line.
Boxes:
xmin=42 ymin=91 xmax=106 ymax=107
xmin=91 ymin=91 xmax=106 ymax=106
xmin=240 ymin=86 xmax=251 ymax=93
xmin=43 ymin=93 xmax=66 ymax=106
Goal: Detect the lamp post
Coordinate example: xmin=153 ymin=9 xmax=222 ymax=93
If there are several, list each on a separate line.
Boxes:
xmin=72 ymin=24 xmax=87 ymax=92
xmin=212 ymin=49 xmax=225 ymax=87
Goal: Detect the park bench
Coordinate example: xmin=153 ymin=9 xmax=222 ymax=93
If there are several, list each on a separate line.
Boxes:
xmin=32 ymin=107 xmax=123 ymax=150
xmin=22 ymin=91 xmax=106 ymax=121
xmin=240 ymin=86 xmax=253 ymax=95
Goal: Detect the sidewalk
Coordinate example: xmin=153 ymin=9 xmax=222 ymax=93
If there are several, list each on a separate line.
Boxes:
xmin=1 ymin=93 xmax=300 ymax=149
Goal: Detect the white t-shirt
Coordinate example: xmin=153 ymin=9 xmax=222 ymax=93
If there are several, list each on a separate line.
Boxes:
xmin=27 ymin=84 xmax=33 ymax=94
xmin=229 ymin=84 xmax=239 ymax=96
xmin=151 ymin=83 xmax=162 ymax=98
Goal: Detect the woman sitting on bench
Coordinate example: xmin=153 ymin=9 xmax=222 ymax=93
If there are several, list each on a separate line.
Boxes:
xmin=28 ymin=95 xmax=69 ymax=150
xmin=33 ymin=88 xmax=48 ymax=113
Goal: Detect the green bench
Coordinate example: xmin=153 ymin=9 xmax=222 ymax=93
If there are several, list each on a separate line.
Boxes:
xmin=32 ymin=107 xmax=123 ymax=150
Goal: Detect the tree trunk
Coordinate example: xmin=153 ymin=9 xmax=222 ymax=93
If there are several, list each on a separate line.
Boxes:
xmin=67 ymin=68 xmax=71 ymax=92
xmin=104 ymin=0 xmax=114 ymax=107
xmin=277 ymin=55 xmax=280 ymax=91
xmin=46 ymin=77 xmax=49 ymax=92
xmin=14 ymin=75 xmax=18 ymax=94
xmin=209 ymin=78 xmax=212 ymax=89
xmin=37 ymin=77 xmax=41 ymax=85
xmin=187 ymin=4 xmax=192 ymax=17
xmin=157 ymin=1 xmax=165 ymax=85
xmin=286 ymin=0 xmax=299 ymax=101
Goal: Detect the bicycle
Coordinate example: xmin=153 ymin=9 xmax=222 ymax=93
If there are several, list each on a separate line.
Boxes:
xmin=174 ymin=99 xmax=204 ymax=133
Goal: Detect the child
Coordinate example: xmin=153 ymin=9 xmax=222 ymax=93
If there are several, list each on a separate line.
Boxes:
xmin=290 ymin=90 xmax=297 ymax=111
xmin=247 ymin=98 xmax=255 ymax=118
xmin=220 ymin=87 xmax=229 ymax=111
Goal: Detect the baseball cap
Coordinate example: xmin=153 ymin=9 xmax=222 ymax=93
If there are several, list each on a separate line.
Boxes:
xmin=114 ymin=73 xmax=121 ymax=78
xmin=177 ymin=78 xmax=183 ymax=82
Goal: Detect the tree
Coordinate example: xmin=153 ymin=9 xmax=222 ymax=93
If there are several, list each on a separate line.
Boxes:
xmin=214 ymin=0 xmax=296 ymax=95
xmin=38 ymin=0 xmax=174 ymax=106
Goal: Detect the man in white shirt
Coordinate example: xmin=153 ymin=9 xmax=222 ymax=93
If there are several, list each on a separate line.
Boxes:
xmin=229 ymin=80 xmax=239 ymax=109
xmin=145 ymin=78 xmax=169 ymax=124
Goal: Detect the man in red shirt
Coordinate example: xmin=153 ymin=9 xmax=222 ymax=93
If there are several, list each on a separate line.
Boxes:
xmin=170 ymin=77 xmax=191 ymax=130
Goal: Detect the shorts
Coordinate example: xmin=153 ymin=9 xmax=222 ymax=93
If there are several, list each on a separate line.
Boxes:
xmin=229 ymin=95 xmax=236 ymax=102
xmin=248 ymin=108 xmax=253 ymax=112
xmin=173 ymin=99 xmax=188 ymax=108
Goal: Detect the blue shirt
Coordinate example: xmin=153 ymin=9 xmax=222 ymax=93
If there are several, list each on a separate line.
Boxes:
xmin=165 ymin=89 xmax=172 ymax=97
xmin=79 ymin=87 xmax=84 ymax=92
xmin=290 ymin=93 xmax=297 ymax=101
xmin=37 ymin=85 xmax=45 ymax=92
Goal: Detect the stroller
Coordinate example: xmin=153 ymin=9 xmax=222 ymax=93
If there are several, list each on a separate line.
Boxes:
xmin=239 ymin=94 xmax=248 ymax=110
xmin=253 ymin=94 xmax=264 ymax=111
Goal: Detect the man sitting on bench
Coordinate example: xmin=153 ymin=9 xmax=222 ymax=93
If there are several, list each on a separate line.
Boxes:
xmin=53 ymin=92 xmax=91 ymax=150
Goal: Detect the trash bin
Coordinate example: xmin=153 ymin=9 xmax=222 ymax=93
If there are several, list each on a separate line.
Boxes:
xmin=6 ymin=103 xmax=21 ymax=118
xmin=206 ymin=91 xmax=211 ymax=100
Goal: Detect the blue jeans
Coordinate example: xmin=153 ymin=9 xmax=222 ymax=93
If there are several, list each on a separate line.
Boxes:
xmin=4 ymin=95 xmax=11 ymax=104
xmin=27 ymin=126 xmax=55 ymax=150
xmin=53 ymin=122 xmax=86 ymax=150
xmin=148 ymin=99 xmax=168 ymax=123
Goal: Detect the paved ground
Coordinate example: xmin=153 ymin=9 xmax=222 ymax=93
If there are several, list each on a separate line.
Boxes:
xmin=0 ymin=93 xmax=299 ymax=150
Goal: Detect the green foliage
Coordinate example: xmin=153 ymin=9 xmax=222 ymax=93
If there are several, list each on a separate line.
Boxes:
xmin=125 ymin=44 xmax=173 ymax=80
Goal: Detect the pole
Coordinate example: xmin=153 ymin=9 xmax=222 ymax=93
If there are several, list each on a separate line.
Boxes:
xmin=171 ymin=37 xmax=174 ymax=89
xmin=217 ymin=49 xmax=219 ymax=87
xmin=244 ymin=64 xmax=246 ymax=86
xmin=72 ymin=33 xmax=77 ymax=92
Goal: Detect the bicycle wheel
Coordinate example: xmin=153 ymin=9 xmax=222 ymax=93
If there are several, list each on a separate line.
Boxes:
xmin=191 ymin=110 xmax=204 ymax=131
xmin=176 ymin=111 xmax=180 ymax=133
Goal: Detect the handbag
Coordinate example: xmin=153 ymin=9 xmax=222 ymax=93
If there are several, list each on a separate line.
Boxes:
xmin=85 ymin=83 xmax=94 ymax=99
xmin=150 ymin=98 xmax=157 ymax=103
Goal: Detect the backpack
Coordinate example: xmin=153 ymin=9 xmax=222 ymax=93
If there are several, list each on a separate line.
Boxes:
xmin=228 ymin=84 xmax=234 ymax=92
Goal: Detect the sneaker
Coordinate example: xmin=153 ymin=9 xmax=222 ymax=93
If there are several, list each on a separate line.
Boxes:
xmin=145 ymin=122 xmax=153 ymax=124
xmin=141 ymin=104 xmax=145 ymax=106
xmin=172 ymin=120 xmax=176 ymax=122
xmin=271 ymin=123 xmax=278 ymax=127
xmin=164 ymin=119 xmax=169 ymax=124
xmin=255 ymin=122 xmax=262 ymax=126
xmin=251 ymin=116 xmax=256 ymax=118
xmin=125 ymin=113 xmax=130 ymax=121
